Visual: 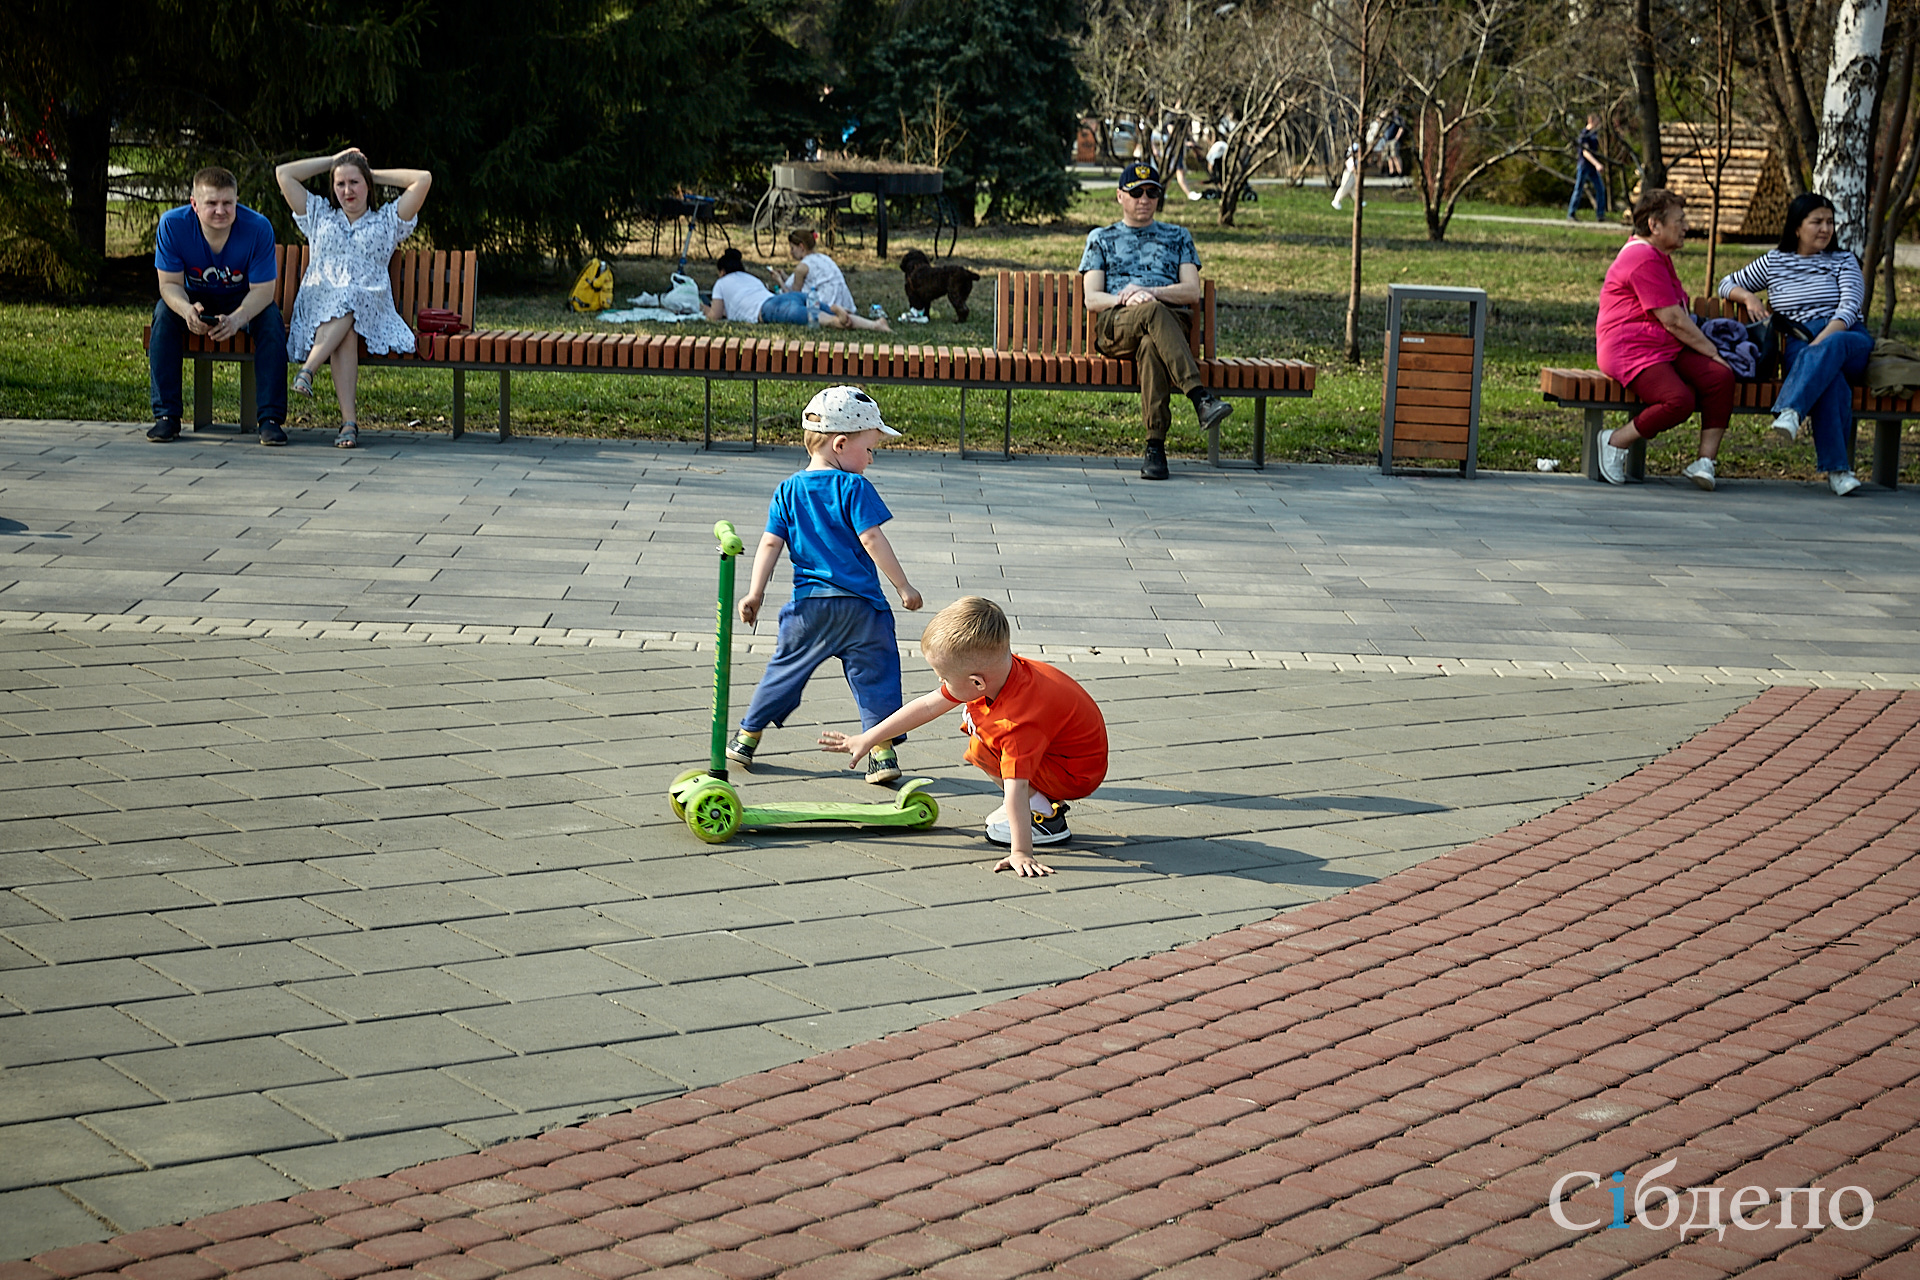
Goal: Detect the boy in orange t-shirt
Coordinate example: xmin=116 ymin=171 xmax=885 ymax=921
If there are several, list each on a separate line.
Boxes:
xmin=820 ymin=597 xmax=1108 ymax=876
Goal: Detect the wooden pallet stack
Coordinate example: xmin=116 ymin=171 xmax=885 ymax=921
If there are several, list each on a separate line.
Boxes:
xmin=1642 ymin=123 xmax=1791 ymax=237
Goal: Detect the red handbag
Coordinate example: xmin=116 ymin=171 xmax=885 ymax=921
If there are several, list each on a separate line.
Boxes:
xmin=415 ymin=307 xmax=468 ymax=336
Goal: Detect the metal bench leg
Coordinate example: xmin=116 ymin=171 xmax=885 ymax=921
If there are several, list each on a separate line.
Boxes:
xmin=703 ymin=379 xmax=712 ymax=449
xmin=1873 ymin=420 xmax=1902 ymax=489
xmin=499 ymin=371 xmax=512 ymax=440
xmin=1627 ymin=438 xmax=1647 ymax=482
xmin=1254 ymin=397 xmax=1266 ymax=470
xmin=958 ymin=386 xmax=968 ymax=459
xmin=1582 ymin=408 xmax=1602 ymax=481
xmin=751 ymin=381 xmax=759 ymax=448
xmin=1208 ymin=403 xmax=1222 ymax=468
xmin=1003 ymin=389 xmax=1012 ymax=461
xmin=194 ymin=359 xmax=212 ymax=431
xmin=452 ymin=368 xmax=466 ymax=439
xmin=240 ymin=363 xmax=257 ymax=431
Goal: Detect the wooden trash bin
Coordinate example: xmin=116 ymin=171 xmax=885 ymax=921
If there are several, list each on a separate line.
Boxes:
xmin=1379 ymin=283 xmax=1488 ymax=478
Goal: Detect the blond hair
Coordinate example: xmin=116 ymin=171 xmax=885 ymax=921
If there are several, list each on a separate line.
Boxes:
xmin=921 ymin=597 xmax=1010 ymax=662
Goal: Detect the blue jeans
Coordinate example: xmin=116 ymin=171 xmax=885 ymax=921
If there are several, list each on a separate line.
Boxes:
xmin=1567 ymin=164 xmax=1607 ymax=219
xmin=741 ymin=596 xmax=902 ymax=735
xmin=1776 ymin=316 xmax=1873 ymax=474
xmin=759 ymin=292 xmax=819 ymax=326
xmin=149 ymin=298 xmax=288 ymax=424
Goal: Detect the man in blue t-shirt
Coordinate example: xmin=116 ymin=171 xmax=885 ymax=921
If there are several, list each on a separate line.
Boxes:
xmin=149 ymin=166 xmax=288 ymax=444
xmin=1078 ymin=163 xmax=1232 ymax=480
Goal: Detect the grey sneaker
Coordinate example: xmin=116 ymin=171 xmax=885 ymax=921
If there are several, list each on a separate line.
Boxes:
xmin=1683 ymin=457 xmax=1717 ymax=491
xmin=147 ymin=417 xmax=181 ymax=442
xmin=724 ymin=730 xmax=759 ymax=771
xmin=1829 ymin=470 xmax=1862 ymax=497
xmin=1766 ymin=408 xmax=1800 ymax=445
xmin=986 ymin=801 xmax=1072 ymax=847
xmin=865 ymin=744 xmax=901 ymax=785
xmin=1595 ymin=426 xmax=1628 ymax=485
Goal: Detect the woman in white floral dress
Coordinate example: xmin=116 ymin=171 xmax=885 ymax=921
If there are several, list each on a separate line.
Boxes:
xmin=274 ymin=148 xmax=433 ymax=447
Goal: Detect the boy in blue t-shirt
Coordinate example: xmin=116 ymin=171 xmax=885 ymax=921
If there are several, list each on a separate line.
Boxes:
xmin=726 ymin=386 xmax=923 ymax=784
xmin=148 ymin=165 xmax=289 ymax=444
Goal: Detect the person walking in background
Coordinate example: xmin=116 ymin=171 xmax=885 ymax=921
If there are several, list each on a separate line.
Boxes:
xmin=275 ymin=148 xmax=433 ymax=449
xmin=147 ymin=166 xmax=287 ymax=445
xmin=1567 ymin=113 xmax=1608 ymax=221
xmin=1377 ymin=109 xmax=1405 ymax=178
xmin=1331 ymin=142 xmax=1362 ymax=210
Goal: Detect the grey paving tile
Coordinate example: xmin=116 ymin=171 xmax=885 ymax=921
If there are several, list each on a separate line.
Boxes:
xmin=0 ymin=1118 xmax=143 ymax=1190
xmin=186 ymin=827 xmax=371 ymax=865
xmin=607 ymin=976 xmax=827 ymax=1034
xmin=289 ymin=969 xmax=503 ymax=1022
xmin=446 ymin=951 xmax=660 ymax=1002
xmin=586 ymin=856 xmax=780 ymax=898
xmin=120 ymin=986 xmax=343 ymax=1044
xmin=449 ymin=993 xmax=673 ymax=1052
xmin=0 ymin=958 xmax=192 ymax=1013
xmin=107 ymin=1036 xmax=344 ymax=1101
xmin=457 ymin=869 xmax=635 ymax=913
xmin=610 ymin=1028 xmax=809 ymax=1090
xmin=157 ymin=900 xmax=359 ymax=947
xmin=754 ymin=958 xmax=973 ymax=1012
xmin=295 ymin=923 xmax=502 ymax=975
xmin=592 ymin=934 xmax=805 ymax=985
xmin=268 ymin=1069 xmax=510 ymax=1139
xmin=0 ymin=1186 xmax=116 ymax=1258
xmin=286 ymin=1014 xmax=513 ymax=1078
xmin=449 ymin=907 xmax=641 ymax=956
xmin=84 ymin=1094 xmax=332 ymax=1167
xmin=3 ymin=915 xmax=206 ymax=964
xmin=0 ymin=1059 xmax=162 ymax=1124
xmin=592 ymin=895 xmax=791 ymax=938
xmin=444 ymin=833 xmax=633 ymax=876
xmin=166 ymin=863 xmax=358 ymax=904
xmin=305 ymin=883 xmax=498 ymax=930
xmin=313 ymin=849 xmax=494 ymax=889
xmin=765 ymin=1002 xmax=958 ymax=1052
xmin=450 ymin=1045 xmax=681 ymax=1110
xmin=49 ymin=839 xmax=232 ymax=880
xmin=67 ymin=1155 xmax=306 ymax=1234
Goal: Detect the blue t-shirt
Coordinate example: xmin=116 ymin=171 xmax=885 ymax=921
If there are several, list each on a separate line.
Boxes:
xmin=1077 ymin=221 xmax=1201 ymax=294
xmin=766 ymin=469 xmax=894 ymax=610
xmin=154 ymin=204 xmax=278 ymax=312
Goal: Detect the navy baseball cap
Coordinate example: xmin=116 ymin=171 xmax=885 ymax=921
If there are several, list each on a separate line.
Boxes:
xmin=1119 ymin=162 xmax=1162 ymax=193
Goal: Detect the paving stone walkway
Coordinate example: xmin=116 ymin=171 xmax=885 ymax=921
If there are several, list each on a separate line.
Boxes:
xmin=4 ymin=685 xmax=1914 ymax=1278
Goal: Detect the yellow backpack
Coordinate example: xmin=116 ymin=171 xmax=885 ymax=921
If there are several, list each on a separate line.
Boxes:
xmin=569 ymin=258 xmax=614 ymax=312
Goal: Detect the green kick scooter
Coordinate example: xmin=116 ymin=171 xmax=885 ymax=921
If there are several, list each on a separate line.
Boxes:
xmin=669 ymin=520 xmax=940 ymax=844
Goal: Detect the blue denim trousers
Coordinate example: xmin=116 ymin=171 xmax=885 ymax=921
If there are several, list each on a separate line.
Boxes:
xmin=1567 ymin=164 xmax=1607 ymax=219
xmin=741 ymin=596 xmax=902 ymax=735
xmin=1776 ymin=316 xmax=1873 ymax=474
xmin=149 ymin=298 xmax=289 ymax=424
xmin=758 ymin=291 xmax=819 ymax=326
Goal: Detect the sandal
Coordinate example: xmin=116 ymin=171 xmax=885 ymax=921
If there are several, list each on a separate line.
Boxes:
xmin=292 ymin=369 xmax=314 ymax=398
xmin=334 ymin=422 xmax=358 ymax=449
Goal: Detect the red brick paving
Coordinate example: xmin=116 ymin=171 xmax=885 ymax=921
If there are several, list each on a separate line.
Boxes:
xmin=14 ymin=686 xmax=1920 ymax=1275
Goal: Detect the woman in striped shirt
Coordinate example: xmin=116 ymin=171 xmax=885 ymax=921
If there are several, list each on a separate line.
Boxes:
xmin=1718 ymin=193 xmax=1873 ymax=497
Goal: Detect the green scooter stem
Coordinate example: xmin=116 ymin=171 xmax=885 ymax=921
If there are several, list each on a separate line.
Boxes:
xmin=709 ymin=520 xmax=746 ymax=777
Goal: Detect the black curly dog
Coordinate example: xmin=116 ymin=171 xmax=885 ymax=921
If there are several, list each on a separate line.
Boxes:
xmin=899 ymin=249 xmax=979 ymax=322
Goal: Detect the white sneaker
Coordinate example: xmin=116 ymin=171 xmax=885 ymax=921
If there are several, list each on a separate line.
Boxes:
xmin=1187 ymin=191 xmax=1203 ymax=200
xmin=1683 ymin=457 xmax=1717 ymax=491
xmin=1829 ymin=470 xmax=1862 ymax=497
xmin=1767 ymin=408 xmax=1800 ymax=444
xmin=1595 ymin=426 xmax=1629 ymax=485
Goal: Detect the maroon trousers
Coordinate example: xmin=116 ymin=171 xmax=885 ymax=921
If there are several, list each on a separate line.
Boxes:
xmin=1625 ymin=350 xmax=1734 ymax=439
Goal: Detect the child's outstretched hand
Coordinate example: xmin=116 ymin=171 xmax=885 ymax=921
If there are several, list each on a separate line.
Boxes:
xmin=739 ymin=592 xmax=763 ymax=627
xmin=818 ymin=729 xmax=865 ymax=763
xmin=899 ymin=585 xmax=923 ymax=611
xmin=993 ymin=852 xmax=1055 ymax=877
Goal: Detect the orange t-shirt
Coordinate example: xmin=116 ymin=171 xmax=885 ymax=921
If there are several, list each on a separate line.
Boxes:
xmin=941 ymin=655 xmax=1108 ymax=800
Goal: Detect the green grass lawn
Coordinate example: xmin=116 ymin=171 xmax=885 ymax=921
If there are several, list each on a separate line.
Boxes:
xmin=4 ymin=185 xmax=1916 ymax=479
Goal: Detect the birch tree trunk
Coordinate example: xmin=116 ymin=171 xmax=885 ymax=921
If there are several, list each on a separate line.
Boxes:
xmin=1812 ymin=0 xmax=1888 ymax=255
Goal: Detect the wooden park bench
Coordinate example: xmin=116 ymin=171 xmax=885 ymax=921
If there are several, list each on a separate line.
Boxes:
xmin=1539 ymin=295 xmax=1915 ymax=488
xmin=142 ymin=245 xmax=479 ymax=433
xmin=155 ymin=259 xmax=1317 ymax=464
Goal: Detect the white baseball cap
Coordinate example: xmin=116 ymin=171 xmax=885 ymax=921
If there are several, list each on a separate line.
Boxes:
xmin=801 ymin=385 xmax=900 ymax=436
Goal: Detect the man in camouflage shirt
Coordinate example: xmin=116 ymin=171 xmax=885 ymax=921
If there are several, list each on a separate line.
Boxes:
xmin=1078 ymin=162 xmax=1232 ymax=480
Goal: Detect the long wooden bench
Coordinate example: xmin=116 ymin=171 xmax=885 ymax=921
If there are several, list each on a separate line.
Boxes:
xmin=144 ymin=245 xmax=479 ymax=433
xmin=1540 ymin=295 xmax=1915 ymax=488
xmin=156 ymin=257 xmax=1316 ymax=463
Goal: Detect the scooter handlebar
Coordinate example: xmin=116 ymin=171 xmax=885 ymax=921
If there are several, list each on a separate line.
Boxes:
xmin=713 ymin=520 xmax=746 ymax=558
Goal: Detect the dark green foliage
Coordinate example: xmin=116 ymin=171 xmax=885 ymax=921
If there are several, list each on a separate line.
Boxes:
xmin=853 ymin=0 xmax=1085 ymax=223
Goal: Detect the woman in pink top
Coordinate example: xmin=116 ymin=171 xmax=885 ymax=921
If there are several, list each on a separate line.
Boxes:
xmin=1593 ymin=189 xmax=1733 ymax=490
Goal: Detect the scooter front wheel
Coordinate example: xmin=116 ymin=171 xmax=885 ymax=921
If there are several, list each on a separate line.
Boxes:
xmin=684 ymin=782 xmax=743 ymax=843
xmin=902 ymin=793 xmax=939 ymax=829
